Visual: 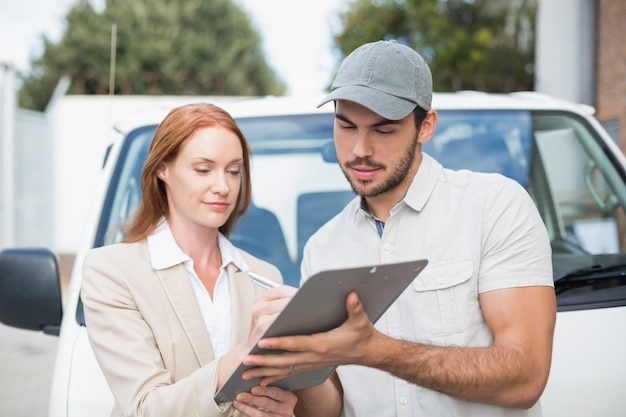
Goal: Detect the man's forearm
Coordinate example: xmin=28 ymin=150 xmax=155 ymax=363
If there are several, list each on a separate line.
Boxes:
xmin=363 ymin=334 xmax=546 ymax=409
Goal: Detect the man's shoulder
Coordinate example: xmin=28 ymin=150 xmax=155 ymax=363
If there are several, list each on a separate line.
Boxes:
xmin=442 ymin=167 xmax=514 ymax=185
xmin=439 ymin=168 xmax=529 ymax=201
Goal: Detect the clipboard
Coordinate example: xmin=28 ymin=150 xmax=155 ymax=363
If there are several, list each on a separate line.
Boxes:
xmin=214 ymin=259 xmax=429 ymax=403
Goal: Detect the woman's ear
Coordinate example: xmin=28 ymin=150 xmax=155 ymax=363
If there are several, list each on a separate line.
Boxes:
xmin=156 ymin=163 xmax=167 ymax=181
xmin=417 ymin=110 xmax=438 ymax=144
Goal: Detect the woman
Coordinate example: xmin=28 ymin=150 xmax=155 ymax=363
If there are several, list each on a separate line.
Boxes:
xmin=81 ymin=103 xmax=297 ymax=417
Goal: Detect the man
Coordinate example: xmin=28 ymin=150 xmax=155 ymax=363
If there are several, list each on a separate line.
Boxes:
xmin=245 ymin=40 xmax=556 ymax=417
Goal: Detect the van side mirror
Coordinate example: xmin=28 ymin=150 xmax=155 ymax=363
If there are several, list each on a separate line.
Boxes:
xmin=0 ymin=248 xmax=63 ymax=335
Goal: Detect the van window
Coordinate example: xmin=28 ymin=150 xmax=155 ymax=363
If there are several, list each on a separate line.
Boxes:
xmin=97 ymin=114 xmax=352 ymax=287
xmin=531 ymin=113 xmax=626 ymax=261
xmin=424 ymin=110 xmax=532 ymax=187
xmin=96 ymin=110 xmax=626 ymax=287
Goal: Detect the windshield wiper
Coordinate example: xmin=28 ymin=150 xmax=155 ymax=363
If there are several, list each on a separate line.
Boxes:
xmin=554 ymin=263 xmax=626 ymax=294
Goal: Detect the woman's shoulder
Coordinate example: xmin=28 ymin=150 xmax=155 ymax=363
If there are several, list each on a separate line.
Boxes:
xmin=82 ymin=240 xmax=155 ymax=290
xmin=85 ymin=240 xmax=149 ymax=263
xmin=236 ymin=249 xmax=282 ymax=280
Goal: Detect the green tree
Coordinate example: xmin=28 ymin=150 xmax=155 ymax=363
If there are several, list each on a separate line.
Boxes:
xmin=19 ymin=0 xmax=286 ymax=110
xmin=333 ymin=0 xmax=537 ymax=92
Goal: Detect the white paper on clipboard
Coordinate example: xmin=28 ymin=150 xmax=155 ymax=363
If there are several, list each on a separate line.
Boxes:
xmin=214 ymin=259 xmax=429 ymax=403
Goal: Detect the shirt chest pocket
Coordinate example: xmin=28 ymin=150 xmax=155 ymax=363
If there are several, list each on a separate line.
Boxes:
xmin=412 ymin=259 xmax=479 ymax=338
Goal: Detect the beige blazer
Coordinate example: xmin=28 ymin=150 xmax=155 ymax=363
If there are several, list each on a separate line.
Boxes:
xmin=81 ymin=239 xmax=283 ymax=417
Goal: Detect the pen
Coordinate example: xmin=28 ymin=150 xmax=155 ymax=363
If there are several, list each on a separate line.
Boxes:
xmin=249 ymin=272 xmax=280 ymax=289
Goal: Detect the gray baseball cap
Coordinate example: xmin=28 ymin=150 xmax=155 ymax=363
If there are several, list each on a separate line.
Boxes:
xmin=318 ymin=40 xmax=433 ymax=120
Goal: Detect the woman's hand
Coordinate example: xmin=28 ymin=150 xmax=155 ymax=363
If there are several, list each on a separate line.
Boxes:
xmin=248 ymin=285 xmax=297 ymax=344
xmin=233 ymin=384 xmax=297 ymax=417
xmin=217 ymin=285 xmax=297 ymax=390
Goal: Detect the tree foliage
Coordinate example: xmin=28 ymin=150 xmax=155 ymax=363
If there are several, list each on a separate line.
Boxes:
xmin=19 ymin=0 xmax=286 ymax=110
xmin=333 ymin=0 xmax=537 ymax=92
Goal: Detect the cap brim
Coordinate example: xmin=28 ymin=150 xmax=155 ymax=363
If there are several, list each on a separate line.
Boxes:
xmin=317 ymin=85 xmax=417 ymax=120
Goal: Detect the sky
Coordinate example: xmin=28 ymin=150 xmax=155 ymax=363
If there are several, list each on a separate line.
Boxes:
xmin=0 ymin=0 xmax=347 ymax=95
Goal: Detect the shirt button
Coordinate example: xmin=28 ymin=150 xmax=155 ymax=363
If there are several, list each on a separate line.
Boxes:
xmin=400 ymin=396 xmax=408 ymax=405
xmin=436 ymin=276 xmax=445 ymax=285
xmin=383 ymin=243 xmax=391 ymax=251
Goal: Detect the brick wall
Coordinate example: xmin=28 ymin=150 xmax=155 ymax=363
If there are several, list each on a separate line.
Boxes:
xmin=596 ymin=0 xmax=626 ymax=252
xmin=596 ymin=0 xmax=626 ymax=150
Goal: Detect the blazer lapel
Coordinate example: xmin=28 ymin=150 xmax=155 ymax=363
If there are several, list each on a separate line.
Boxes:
xmin=157 ymin=265 xmax=215 ymax=366
xmin=228 ymin=264 xmax=255 ymax=347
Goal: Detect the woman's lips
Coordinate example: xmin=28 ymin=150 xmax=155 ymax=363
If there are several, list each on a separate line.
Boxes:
xmin=205 ymin=201 xmax=229 ymax=210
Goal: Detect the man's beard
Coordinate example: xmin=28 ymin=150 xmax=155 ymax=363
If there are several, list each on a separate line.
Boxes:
xmin=341 ymin=136 xmax=418 ymax=198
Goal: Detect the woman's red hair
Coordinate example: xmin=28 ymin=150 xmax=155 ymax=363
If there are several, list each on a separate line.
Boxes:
xmin=123 ymin=103 xmax=252 ymax=242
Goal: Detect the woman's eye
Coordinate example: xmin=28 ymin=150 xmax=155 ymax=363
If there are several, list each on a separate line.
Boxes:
xmin=195 ymin=168 xmax=210 ymax=174
xmin=227 ymin=170 xmax=241 ymax=176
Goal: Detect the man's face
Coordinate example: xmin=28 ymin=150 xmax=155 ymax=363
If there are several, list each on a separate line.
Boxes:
xmin=333 ymin=100 xmax=420 ymax=201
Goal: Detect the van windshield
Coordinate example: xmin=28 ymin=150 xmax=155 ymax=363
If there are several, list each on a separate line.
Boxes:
xmin=97 ymin=110 xmax=626 ymax=296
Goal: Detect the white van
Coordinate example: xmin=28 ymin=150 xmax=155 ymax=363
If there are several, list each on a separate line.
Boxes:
xmin=1 ymin=93 xmax=626 ymax=416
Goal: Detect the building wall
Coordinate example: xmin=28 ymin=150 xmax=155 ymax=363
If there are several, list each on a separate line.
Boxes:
xmin=47 ymin=95 xmax=247 ymax=254
xmin=535 ymin=0 xmax=596 ymax=105
xmin=0 ymin=64 xmax=17 ymax=249
xmin=1 ymin=65 xmax=53 ymax=250
xmin=595 ymin=0 xmax=626 ymax=148
xmin=14 ymin=109 xmax=54 ymax=247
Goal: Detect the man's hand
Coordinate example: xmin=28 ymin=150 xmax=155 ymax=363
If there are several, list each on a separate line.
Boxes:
xmin=240 ymin=291 xmax=379 ymax=385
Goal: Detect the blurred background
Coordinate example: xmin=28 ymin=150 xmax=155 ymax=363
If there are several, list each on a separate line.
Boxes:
xmin=1 ymin=0 xmax=625 ymax=416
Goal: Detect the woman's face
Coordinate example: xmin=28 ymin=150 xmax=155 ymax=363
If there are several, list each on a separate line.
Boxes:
xmin=157 ymin=126 xmax=243 ymax=231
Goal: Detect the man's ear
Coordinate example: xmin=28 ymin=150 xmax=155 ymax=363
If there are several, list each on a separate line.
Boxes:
xmin=417 ymin=110 xmax=438 ymax=144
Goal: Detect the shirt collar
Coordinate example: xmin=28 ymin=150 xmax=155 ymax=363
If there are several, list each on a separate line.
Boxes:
xmin=402 ymin=152 xmax=441 ymax=212
xmin=217 ymin=232 xmax=249 ymax=272
xmin=351 ymin=152 xmax=442 ymax=219
xmin=147 ymin=219 xmax=248 ymax=272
